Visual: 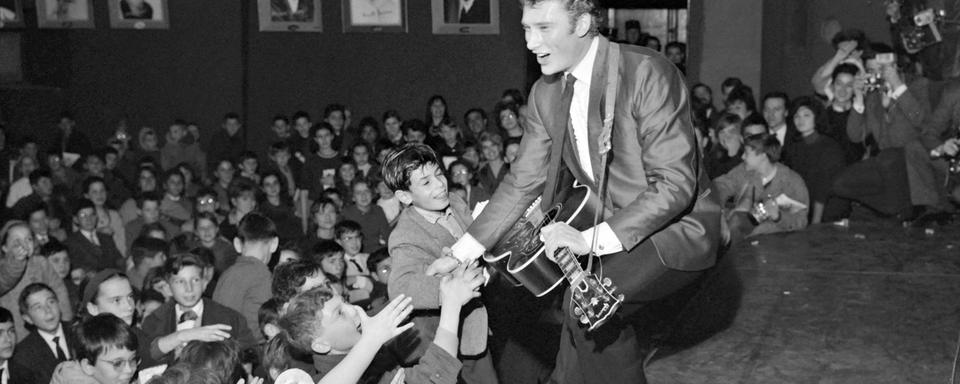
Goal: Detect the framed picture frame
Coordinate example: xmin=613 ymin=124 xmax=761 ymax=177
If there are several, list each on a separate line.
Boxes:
xmin=36 ymin=0 xmax=95 ymax=29
xmin=431 ymin=0 xmax=498 ymax=35
xmin=342 ymin=0 xmax=406 ymax=33
xmin=258 ymin=0 xmax=323 ymax=32
xmin=0 ymin=0 xmax=25 ymax=28
xmin=107 ymin=0 xmax=170 ymax=29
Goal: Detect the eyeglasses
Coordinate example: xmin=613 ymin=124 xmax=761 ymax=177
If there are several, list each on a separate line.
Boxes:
xmin=99 ymin=357 xmax=140 ymax=371
xmin=198 ymin=198 xmax=216 ymax=205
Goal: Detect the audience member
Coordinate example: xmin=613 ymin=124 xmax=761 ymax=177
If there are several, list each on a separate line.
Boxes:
xmin=0 ymin=307 xmax=38 ymax=382
xmin=213 ymin=213 xmax=276 ymax=343
xmin=219 ymin=179 xmax=258 ymax=241
xmin=380 ymin=110 xmax=405 ymax=147
xmin=80 ymin=269 xmax=154 ymax=367
xmin=125 ymin=192 xmax=179 ymax=252
xmin=477 ymin=132 xmax=508 ymax=193
xmin=448 ymin=160 xmax=490 ymax=211
xmin=762 ymin=92 xmax=792 ymax=145
xmin=207 ymin=112 xmax=246 ymax=171
xmin=11 ymin=283 xmax=79 ymax=384
xmin=159 ymin=169 xmax=193 ymax=225
xmin=271 ymin=260 xmax=327 ymax=303
xmin=341 ymin=179 xmax=390 ymax=253
xmin=83 ymin=176 xmax=128 ymax=257
xmin=302 ymin=123 xmax=343 ymax=200
xmin=706 ymin=113 xmax=745 ymax=180
xmin=141 ymin=253 xmax=256 ymax=365
xmin=782 ymin=96 xmax=848 ymax=223
xmin=127 ymin=236 xmax=168 ymax=291
xmin=494 ymin=101 xmax=523 ymax=139
xmin=49 ymin=314 xmax=139 ymax=384
xmin=161 ymin=120 xmax=207 ymax=181
xmin=39 ymin=240 xmax=79 ymax=309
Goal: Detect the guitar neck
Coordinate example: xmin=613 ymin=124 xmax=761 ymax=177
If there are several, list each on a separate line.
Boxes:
xmin=554 ymin=247 xmax=587 ymax=285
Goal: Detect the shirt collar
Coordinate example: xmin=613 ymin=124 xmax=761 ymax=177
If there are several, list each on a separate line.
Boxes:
xmin=771 ymin=124 xmax=786 ymax=133
xmin=38 ymin=324 xmax=65 ymax=343
xmin=176 ymin=299 xmax=205 ymax=322
xmin=568 ymin=36 xmax=600 ymax=88
xmin=413 ymin=205 xmax=454 ymax=225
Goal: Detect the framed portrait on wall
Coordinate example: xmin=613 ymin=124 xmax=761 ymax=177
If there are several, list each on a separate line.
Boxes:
xmin=342 ymin=0 xmax=406 ymax=33
xmin=107 ymin=0 xmax=170 ymax=29
xmin=0 ymin=0 xmax=25 ymax=28
xmin=258 ymin=0 xmax=323 ymax=32
xmin=36 ymin=0 xmax=95 ymax=28
xmin=431 ymin=0 xmax=498 ymax=35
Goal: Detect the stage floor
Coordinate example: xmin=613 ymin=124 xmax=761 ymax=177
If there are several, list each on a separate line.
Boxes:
xmin=646 ymin=217 xmax=960 ymax=383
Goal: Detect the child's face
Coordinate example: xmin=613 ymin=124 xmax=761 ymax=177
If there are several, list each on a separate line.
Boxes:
xmin=352 ymin=183 xmax=373 ymax=208
xmin=440 ymin=125 xmax=459 ymax=143
xmin=314 ymin=203 xmax=338 ymax=229
xmin=196 ymin=218 xmax=219 ymax=244
xmin=373 ymin=258 xmax=391 ymax=282
xmin=316 ymin=295 xmax=362 ymax=353
xmin=450 ymin=164 xmax=470 ymax=187
xmin=86 ymin=182 xmax=108 ymax=207
xmin=462 ymin=147 xmax=480 ymax=167
xmin=196 ymin=194 xmax=218 ymax=214
xmin=337 ymin=231 xmax=363 ymax=255
xmin=339 ymin=163 xmax=356 ymax=182
xmin=23 ymin=289 xmax=61 ymax=333
xmin=481 ymin=140 xmax=502 ymax=162
xmin=169 ymin=124 xmax=186 ymax=142
xmin=0 ymin=321 xmax=15 ymax=361
xmin=232 ymin=192 xmax=257 ymax=214
xmin=352 ymin=146 xmax=370 ymax=165
xmin=504 ymin=143 xmax=520 ymax=163
xmin=104 ymin=153 xmax=118 ymax=170
xmin=138 ymin=170 xmax=156 ymax=192
xmin=89 ymin=277 xmax=136 ymax=326
xmin=271 ymin=150 xmax=290 ymax=167
xmin=262 ymin=175 xmax=282 ymax=198
xmin=141 ymin=201 xmax=160 ymax=223
xmin=168 ymin=266 xmax=205 ymax=308
xmin=216 ymin=162 xmax=235 ymax=184
xmin=85 ymin=156 xmax=105 ymax=175
xmin=321 ymin=252 xmax=345 ymax=277
xmin=84 ymin=346 xmax=138 ymax=384
xmin=241 ymin=158 xmax=258 ymax=174
xmin=164 ymin=174 xmax=184 ymax=197
xmin=397 ymin=163 xmax=449 ymax=211
xmin=48 ymin=251 xmax=71 ymax=279
xmin=76 ymin=207 xmax=98 ymax=232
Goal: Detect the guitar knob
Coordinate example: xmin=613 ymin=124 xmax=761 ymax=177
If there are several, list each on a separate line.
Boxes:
xmin=602 ymin=277 xmax=612 ymax=287
xmin=580 ymin=315 xmax=589 ymax=324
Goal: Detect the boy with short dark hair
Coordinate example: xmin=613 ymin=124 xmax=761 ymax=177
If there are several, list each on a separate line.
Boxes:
xmin=279 ymin=260 xmax=482 ymax=384
xmin=11 ymin=283 xmax=81 ymax=384
xmin=213 ymin=213 xmax=276 ymax=343
xmin=39 ymin=239 xmax=79 ymax=309
xmin=125 ymin=192 xmax=179 ymax=251
xmin=341 ymin=179 xmax=391 ymax=253
xmin=364 ymin=248 xmax=391 ymax=313
xmin=63 ymin=199 xmax=125 ymax=277
xmin=141 ymin=253 xmax=257 ymax=365
xmin=382 ymin=143 xmax=496 ymax=384
xmin=126 ymin=236 xmax=168 ymax=291
xmin=49 ymin=314 xmax=140 ymax=384
xmin=271 ymin=260 xmax=328 ymax=303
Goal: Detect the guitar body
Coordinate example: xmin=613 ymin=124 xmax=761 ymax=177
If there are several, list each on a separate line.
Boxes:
xmin=484 ymin=181 xmax=600 ymax=297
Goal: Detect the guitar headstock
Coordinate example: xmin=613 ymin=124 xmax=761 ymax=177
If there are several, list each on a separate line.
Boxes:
xmin=570 ymin=273 xmax=624 ymax=331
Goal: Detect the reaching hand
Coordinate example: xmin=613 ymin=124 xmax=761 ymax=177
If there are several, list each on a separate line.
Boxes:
xmin=943 ymin=138 xmax=960 ymax=157
xmin=359 ymin=294 xmax=414 ymax=346
xmin=180 ymin=324 xmax=232 ymax=343
xmin=425 ymin=250 xmax=461 ymax=276
xmin=440 ymin=262 xmax=484 ymax=308
xmin=836 ymin=40 xmax=859 ymax=59
xmin=540 ymin=222 xmax=589 ymax=263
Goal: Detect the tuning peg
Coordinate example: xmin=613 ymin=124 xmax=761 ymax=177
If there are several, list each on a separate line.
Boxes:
xmin=602 ymin=277 xmax=612 ymax=287
xmin=587 ymin=309 xmax=595 ymax=317
xmin=573 ymin=307 xmax=583 ymax=316
xmin=616 ymin=294 xmax=625 ymax=301
xmin=580 ymin=315 xmax=589 ymax=324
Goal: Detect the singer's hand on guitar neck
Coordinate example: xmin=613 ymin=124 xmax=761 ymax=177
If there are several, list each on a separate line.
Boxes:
xmin=540 ymin=222 xmax=590 ymax=262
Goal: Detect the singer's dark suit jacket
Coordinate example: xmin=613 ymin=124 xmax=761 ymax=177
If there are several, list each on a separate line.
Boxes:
xmin=466 ymin=37 xmax=722 ymax=305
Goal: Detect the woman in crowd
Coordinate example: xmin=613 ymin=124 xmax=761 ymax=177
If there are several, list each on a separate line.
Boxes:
xmin=82 ymin=176 xmax=127 ymax=257
xmin=782 ymin=96 xmax=847 ymax=224
xmin=495 ymin=101 xmax=524 ymax=139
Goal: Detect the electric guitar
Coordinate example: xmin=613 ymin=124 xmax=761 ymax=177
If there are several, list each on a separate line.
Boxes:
xmin=483 ymin=181 xmax=624 ymax=331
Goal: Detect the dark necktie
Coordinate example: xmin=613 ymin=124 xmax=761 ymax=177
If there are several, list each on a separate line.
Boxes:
xmin=543 ymin=74 xmax=578 ymax=207
xmin=53 ymin=336 xmax=67 ymax=361
xmin=179 ymin=310 xmax=198 ymax=324
xmin=348 ymin=258 xmax=365 ymax=274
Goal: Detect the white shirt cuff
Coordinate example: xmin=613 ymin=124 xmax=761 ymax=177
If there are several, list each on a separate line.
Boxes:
xmin=451 ymin=232 xmax=485 ymax=263
xmin=580 ymin=222 xmax=623 ymax=256
xmin=890 ymin=84 xmax=908 ymax=99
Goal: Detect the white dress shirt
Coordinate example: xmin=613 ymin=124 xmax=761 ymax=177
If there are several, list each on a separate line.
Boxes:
xmin=0 ymin=359 xmax=9 ymax=384
xmin=452 ymin=37 xmax=623 ymax=262
xmin=175 ymin=300 xmax=205 ymax=332
xmin=39 ymin=325 xmax=70 ymax=360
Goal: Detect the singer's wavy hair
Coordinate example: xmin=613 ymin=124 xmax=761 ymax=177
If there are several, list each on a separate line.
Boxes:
xmin=521 ymin=0 xmax=601 ymax=36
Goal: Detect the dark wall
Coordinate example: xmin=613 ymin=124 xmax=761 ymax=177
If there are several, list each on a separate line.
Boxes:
xmin=760 ymin=0 xmax=891 ymax=99
xmin=10 ymin=1 xmax=527 ymax=154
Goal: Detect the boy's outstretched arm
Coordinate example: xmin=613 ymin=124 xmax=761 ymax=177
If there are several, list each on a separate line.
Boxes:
xmin=319 ymin=295 xmax=414 ymax=384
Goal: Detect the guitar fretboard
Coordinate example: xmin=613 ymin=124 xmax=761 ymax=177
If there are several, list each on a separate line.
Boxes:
xmin=554 ymin=247 xmax=586 ymax=287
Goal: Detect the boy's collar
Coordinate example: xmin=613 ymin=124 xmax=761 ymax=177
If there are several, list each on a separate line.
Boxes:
xmin=413 ymin=205 xmax=453 ymax=224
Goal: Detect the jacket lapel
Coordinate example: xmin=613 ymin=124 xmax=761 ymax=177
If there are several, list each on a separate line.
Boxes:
xmin=404 ymin=207 xmax=455 ymax=253
xmin=586 ymin=37 xmax=611 ymax=185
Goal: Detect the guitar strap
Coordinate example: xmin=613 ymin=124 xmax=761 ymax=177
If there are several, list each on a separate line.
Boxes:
xmin=586 ymin=41 xmax=620 ymax=274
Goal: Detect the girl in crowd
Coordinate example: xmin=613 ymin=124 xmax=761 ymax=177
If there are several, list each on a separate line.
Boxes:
xmin=495 ymin=101 xmax=524 ymax=139
xmin=782 ymin=96 xmax=847 ymax=224
xmin=477 ymin=132 xmax=509 ymax=193
xmin=82 ymin=176 xmax=127 ymax=257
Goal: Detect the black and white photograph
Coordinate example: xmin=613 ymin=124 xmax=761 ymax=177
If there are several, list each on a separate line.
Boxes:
xmin=431 ymin=0 xmax=498 ymax=34
xmin=36 ymin=0 xmax=94 ymax=28
xmin=259 ymin=0 xmax=322 ymax=32
xmin=342 ymin=0 xmax=405 ymax=33
xmin=107 ymin=0 xmax=169 ymax=29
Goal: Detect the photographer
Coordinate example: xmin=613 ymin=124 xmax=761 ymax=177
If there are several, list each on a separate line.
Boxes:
xmin=811 ymin=29 xmax=868 ymax=98
xmin=921 ymin=80 xmax=960 ymax=207
xmin=835 ymin=43 xmax=948 ymax=224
